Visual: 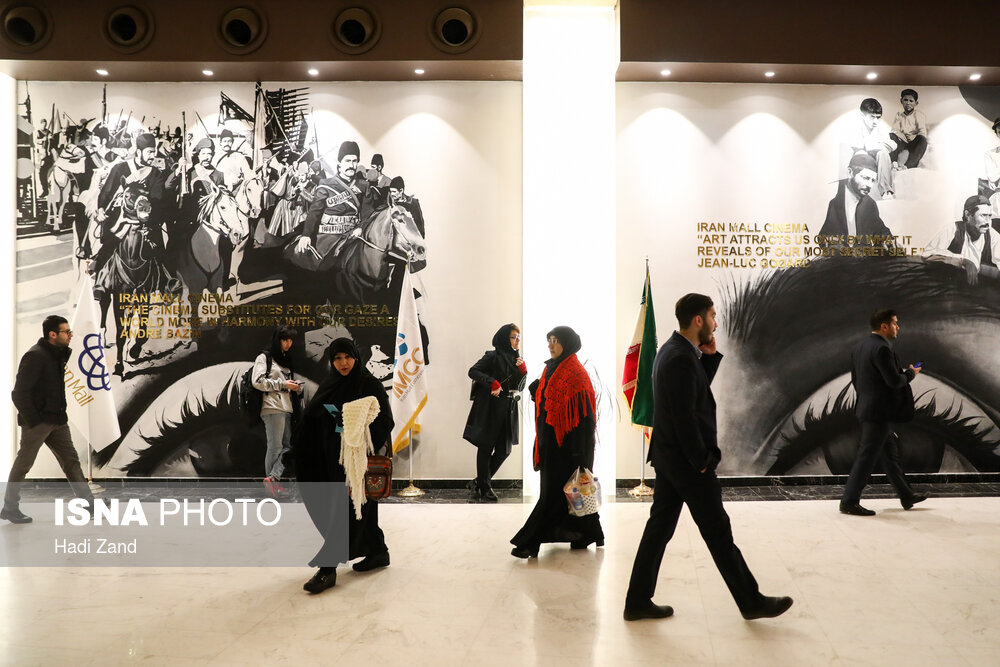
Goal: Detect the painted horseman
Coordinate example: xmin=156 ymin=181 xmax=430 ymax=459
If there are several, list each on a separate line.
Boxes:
xmin=214 ymin=128 xmax=254 ymax=190
xmin=291 ymin=141 xmax=375 ymax=271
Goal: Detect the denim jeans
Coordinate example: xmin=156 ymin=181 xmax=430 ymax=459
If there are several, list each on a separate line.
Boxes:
xmin=261 ymin=412 xmax=292 ymax=479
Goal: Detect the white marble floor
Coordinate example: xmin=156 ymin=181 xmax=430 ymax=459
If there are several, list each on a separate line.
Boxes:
xmin=1 ymin=497 xmax=998 ymax=666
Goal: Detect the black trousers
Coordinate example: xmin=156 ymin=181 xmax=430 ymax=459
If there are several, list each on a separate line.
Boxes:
xmin=5 ymin=423 xmax=93 ymax=509
xmin=889 ymin=133 xmax=928 ymax=169
xmin=841 ymin=421 xmax=915 ymax=506
xmin=476 ymin=431 xmax=510 ymax=487
xmin=626 ymin=463 xmax=762 ymax=612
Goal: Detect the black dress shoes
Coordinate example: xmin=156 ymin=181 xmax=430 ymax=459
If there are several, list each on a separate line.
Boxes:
xmin=839 ymin=503 xmax=876 ymax=516
xmin=570 ymin=538 xmax=605 ymax=550
xmin=303 ymin=568 xmax=337 ymax=594
xmin=741 ymin=596 xmax=794 ymax=620
xmin=352 ymin=551 xmax=390 ymax=572
xmin=0 ymin=507 xmax=32 ymax=524
xmin=623 ymin=601 xmax=674 ymax=621
xmin=510 ymin=546 xmax=538 ymax=559
xmin=902 ymin=494 xmax=928 ymax=510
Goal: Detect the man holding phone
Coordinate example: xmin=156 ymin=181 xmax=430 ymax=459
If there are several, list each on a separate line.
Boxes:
xmin=840 ymin=309 xmax=927 ymax=516
xmin=624 ymin=293 xmax=792 ymax=622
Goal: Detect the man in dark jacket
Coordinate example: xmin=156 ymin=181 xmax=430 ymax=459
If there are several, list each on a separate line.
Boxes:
xmin=624 ymin=293 xmax=792 ymax=622
xmin=2 ymin=316 xmax=94 ymax=524
xmin=839 ymin=309 xmax=927 ymax=516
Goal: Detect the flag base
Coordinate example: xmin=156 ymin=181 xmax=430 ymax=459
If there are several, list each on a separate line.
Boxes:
xmin=396 ymin=483 xmax=425 ymax=497
xmin=629 ymin=481 xmax=654 ymax=497
xmin=88 ymin=480 xmax=105 ymax=495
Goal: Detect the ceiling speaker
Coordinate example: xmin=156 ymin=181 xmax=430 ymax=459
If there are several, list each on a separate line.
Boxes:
xmin=330 ymin=7 xmax=380 ymax=55
xmin=104 ymin=5 xmax=154 ymax=53
xmin=218 ymin=6 xmax=267 ymax=54
xmin=430 ymin=7 xmax=479 ymax=54
xmin=1 ymin=4 xmax=51 ymax=51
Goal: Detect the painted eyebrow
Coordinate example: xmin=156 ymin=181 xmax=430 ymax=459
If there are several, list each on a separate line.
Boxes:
xmin=720 ymin=256 xmax=1000 ymax=357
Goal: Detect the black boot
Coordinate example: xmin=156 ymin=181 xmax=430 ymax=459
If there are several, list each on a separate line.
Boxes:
xmin=353 ymin=551 xmax=390 ymax=572
xmin=478 ymin=480 xmax=498 ymax=503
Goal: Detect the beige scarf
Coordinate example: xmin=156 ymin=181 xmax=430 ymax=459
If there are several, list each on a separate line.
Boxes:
xmin=340 ymin=396 xmax=380 ymax=519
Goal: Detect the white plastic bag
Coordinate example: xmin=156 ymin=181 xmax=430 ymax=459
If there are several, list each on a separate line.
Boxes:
xmin=564 ymin=467 xmax=602 ymax=517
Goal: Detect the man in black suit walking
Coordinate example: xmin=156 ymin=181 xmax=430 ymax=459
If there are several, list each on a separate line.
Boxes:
xmin=624 ymin=293 xmax=792 ymax=621
xmin=840 ymin=309 xmax=928 ymax=516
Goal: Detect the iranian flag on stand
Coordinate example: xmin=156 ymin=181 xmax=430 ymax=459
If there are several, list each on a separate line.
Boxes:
xmin=621 ymin=263 xmax=657 ymax=428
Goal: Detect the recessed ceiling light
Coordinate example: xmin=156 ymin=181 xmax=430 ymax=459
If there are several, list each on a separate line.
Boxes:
xmin=764 ymin=71 xmax=776 ymax=78
xmin=414 ymin=68 xmax=425 ymax=75
xmin=969 ymin=73 xmax=982 ymax=81
xmin=308 ymin=68 xmax=319 ymax=76
xmin=202 ymin=69 xmax=214 ymax=76
xmin=866 ymin=72 xmax=878 ymax=80
xmin=660 ymin=69 xmax=671 ymax=77
xmin=96 ymin=69 xmax=109 ymax=76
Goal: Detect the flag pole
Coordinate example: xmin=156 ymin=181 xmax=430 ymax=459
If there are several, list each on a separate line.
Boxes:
xmin=395 ymin=253 xmax=425 ymax=498
xmin=396 ymin=427 xmax=424 ymax=497
xmin=630 ymin=427 xmax=653 ymax=497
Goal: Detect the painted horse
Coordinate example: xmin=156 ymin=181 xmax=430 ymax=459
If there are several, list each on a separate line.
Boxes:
xmin=172 ymin=185 xmax=249 ymax=294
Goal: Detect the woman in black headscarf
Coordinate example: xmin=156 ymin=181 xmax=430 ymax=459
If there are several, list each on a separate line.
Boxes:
xmin=510 ymin=326 xmax=604 ymax=558
xmin=463 ymin=324 xmax=527 ymax=501
xmin=288 ymin=337 xmax=394 ymax=594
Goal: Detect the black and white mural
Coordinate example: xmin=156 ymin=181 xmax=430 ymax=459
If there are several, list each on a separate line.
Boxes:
xmin=617 ymin=84 xmax=1000 ymax=476
xmin=16 ymin=81 xmax=428 ymax=477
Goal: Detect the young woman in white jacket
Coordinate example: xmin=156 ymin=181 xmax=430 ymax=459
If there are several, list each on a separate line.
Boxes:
xmin=252 ymin=326 xmax=303 ymax=493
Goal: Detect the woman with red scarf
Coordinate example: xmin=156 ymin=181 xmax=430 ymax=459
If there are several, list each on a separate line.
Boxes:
xmin=511 ymin=326 xmax=604 ymax=558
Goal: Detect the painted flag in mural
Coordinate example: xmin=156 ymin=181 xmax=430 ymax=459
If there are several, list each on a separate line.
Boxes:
xmin=390 ymin=265 xmax=428 ymax=454
xmin=67 ymin=275 xmax=121 ymax=454
xmin=622 ymin=264 xmax=657 ymax=427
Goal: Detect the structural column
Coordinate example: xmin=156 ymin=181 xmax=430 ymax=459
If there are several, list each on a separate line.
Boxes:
xmin=522 ymin=2 xmax=618 ymax=494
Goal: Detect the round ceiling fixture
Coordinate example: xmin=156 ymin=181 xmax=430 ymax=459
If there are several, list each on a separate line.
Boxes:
xmin=1 ymin=4 xmax=52 ymax=52
xmin=218 ymin=6 xmax=267 ymax=55
xmin=103 ymin=5 xmax=155 ymax=53
xmin=429 ymin=7 xmax=480 ymax=55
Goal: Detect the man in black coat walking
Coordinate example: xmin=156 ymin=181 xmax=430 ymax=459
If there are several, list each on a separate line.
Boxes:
xmin=624 ymin=293 xmax=792 ymax=621
xmin=839 ymin=309 xmax=927 ymax=516
xmin=2 ymin=316 xmax=94 ymax=524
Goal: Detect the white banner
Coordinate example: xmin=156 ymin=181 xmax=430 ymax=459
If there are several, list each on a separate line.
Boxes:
xmin=67 ymin=276 xmax=121 ymax=454
xmin=389 ymin=266 xmax=428 ymax=453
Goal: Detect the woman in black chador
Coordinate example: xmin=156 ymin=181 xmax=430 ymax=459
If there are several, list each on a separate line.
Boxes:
xmin=463 ymin=323 xmax=527 ymax=501
xmin=511 ymin=326 xmax=604 ymax=558
xmin=289 ymin=337 xmax=394 ymax=594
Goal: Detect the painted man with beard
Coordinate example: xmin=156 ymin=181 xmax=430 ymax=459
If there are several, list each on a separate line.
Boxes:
xmin=293 ymin=141 xmax=371 ymax=270
xmin=624 ymin=293 xmax=793 ymax=622
xmin=924 ymin=195 xmax=1000 ymax=285
xmin=818 ymin=152 xmax=893 ymax=249
xmin=97 ymin=132 xmax=165 ymax=229
xmin=214 ymin=128 xmax=254 ymax=189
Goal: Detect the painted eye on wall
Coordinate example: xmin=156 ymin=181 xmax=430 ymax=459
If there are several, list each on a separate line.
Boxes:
xmin=718 ymin=255 xmax=1000 ymax=476
xmin=754 ymin=377 xmax=1000 ymax=475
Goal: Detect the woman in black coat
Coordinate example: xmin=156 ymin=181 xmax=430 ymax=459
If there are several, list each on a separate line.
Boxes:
xmin=510 ymin=326 xmax=604 ymax=558
xmin=289 ymin=337 xmax=394 ymax=594
xmin=463 ymin=323 xmax=527 ymax=501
